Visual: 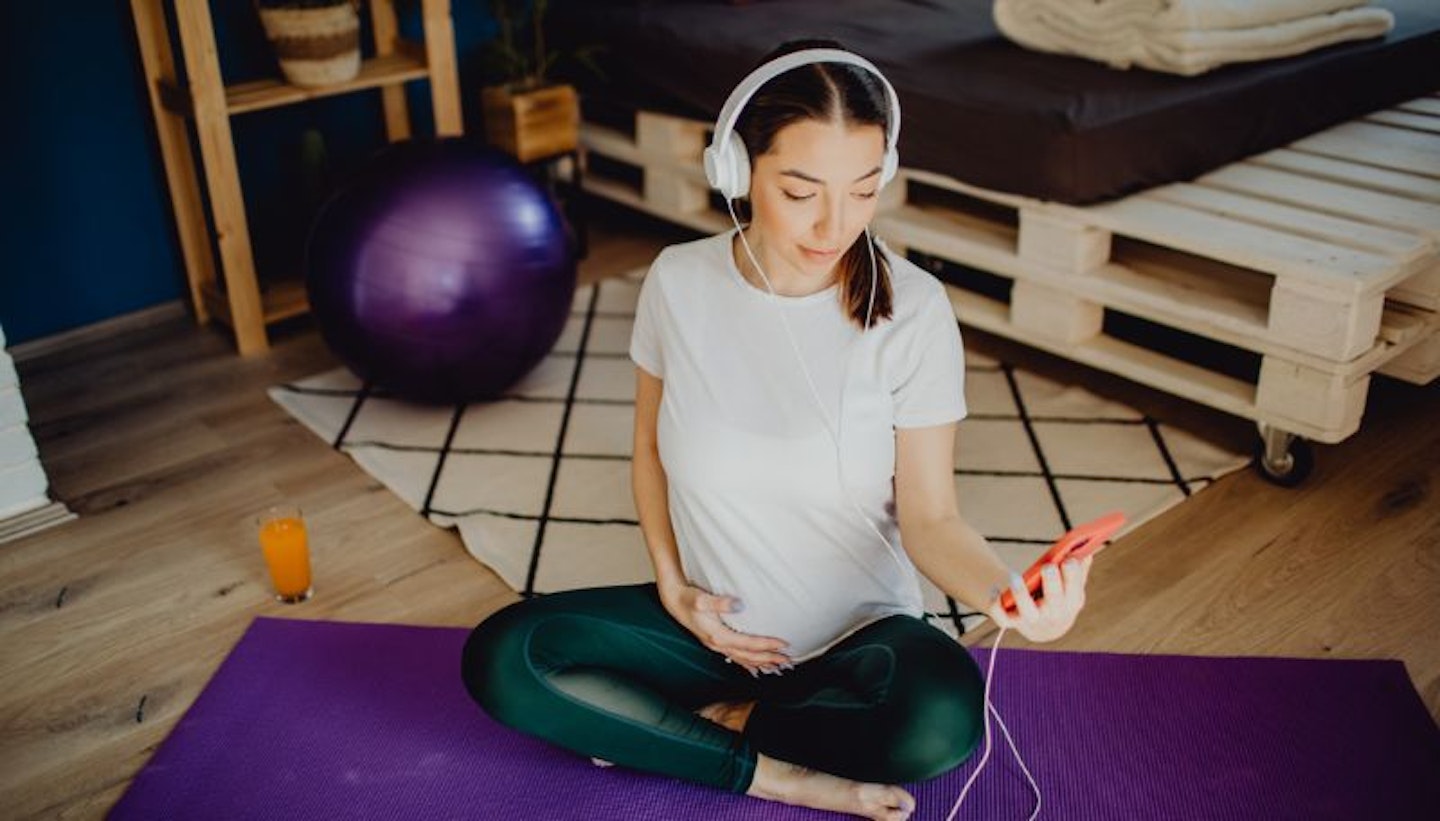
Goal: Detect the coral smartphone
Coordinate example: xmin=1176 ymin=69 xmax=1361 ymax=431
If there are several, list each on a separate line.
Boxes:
xmin=999 ymin=512 xmax=1125 ymax=614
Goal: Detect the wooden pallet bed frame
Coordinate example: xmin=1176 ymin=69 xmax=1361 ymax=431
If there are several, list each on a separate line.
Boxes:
xmin=572 ymin=93 xmax=1440 ymax=483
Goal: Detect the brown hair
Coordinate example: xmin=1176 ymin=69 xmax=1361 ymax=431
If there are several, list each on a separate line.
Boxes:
xmin=734 ymin=39 xmax=894 ymax=330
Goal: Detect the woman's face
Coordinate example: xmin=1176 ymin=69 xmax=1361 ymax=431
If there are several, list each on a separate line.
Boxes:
xmin=748 ymin=118 xmax=885 ymax=284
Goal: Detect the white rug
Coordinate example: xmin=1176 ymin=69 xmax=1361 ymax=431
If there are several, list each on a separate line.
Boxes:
xmin=270 ymin=269 xmax=1248 ymax=636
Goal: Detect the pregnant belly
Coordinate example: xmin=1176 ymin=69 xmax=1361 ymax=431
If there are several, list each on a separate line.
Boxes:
xmin=706 ymin=558 xmax=913 ymax=662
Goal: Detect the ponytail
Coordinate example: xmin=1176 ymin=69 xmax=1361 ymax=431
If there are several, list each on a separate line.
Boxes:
xmin=838 ymin=231 xmax=892 ymax=330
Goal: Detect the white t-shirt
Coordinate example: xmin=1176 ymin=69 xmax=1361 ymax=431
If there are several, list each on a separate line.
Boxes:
xmin=630 ymin=227 xmax=967 ymax=660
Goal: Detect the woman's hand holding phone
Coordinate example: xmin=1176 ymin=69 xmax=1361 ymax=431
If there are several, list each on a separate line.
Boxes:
xmin=985 ymin=512 xmax=1122 ymax=643
xmin=986 ymin=556 xmax=1093 ymax=642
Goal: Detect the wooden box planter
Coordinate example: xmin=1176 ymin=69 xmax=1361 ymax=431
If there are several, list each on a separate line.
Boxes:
xmin=482 ymin=83 xmax=579 ymax=163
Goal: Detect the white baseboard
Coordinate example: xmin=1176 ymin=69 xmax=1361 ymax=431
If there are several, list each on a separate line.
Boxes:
xmin=0 ymin=501 xmax=77 ymax=545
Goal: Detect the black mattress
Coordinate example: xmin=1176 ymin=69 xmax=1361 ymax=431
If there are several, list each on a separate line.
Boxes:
xmin=547 ymin=0 xmax=1440 ymax=204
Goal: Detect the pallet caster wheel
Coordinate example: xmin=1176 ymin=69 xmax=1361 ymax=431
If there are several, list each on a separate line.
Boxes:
xmin=1254 ymin=424 xmax=1314 ymax=487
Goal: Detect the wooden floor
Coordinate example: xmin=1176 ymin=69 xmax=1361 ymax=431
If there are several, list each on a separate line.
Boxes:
xmin=2 ymin=204 xmax=1437 ymax=819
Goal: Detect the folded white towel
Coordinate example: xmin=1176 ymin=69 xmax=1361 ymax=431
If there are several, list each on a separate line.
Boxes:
xmin=1085 ymin=0 xmax=1372 ymax=31
xmin=994 ymin=0 xmax=1395 ymax=76
xmin=1146 ymin=8 xmax=1396 ymax=72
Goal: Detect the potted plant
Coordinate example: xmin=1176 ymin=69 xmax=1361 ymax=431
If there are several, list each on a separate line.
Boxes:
xmin=256 ymin=0 xmax=363 ymax=88
xmin=480 ymin=0 xmax=601 ymax=163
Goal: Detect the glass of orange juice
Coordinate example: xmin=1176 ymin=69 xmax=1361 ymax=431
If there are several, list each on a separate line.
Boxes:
xmin=257 ymin=505 xmax=312 ymax=603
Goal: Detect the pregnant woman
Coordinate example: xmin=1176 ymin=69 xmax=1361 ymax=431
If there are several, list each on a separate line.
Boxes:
xmin=462 ymin=39 xmax=1092 ymax=821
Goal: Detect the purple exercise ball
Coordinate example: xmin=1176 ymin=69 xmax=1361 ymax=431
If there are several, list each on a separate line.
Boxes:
xmin=306 ymin=138 xmax=576 ymax=404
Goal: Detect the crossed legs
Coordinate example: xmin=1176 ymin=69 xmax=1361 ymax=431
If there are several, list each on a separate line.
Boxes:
xmin=462 ymin=584 xmax=984 ymax=817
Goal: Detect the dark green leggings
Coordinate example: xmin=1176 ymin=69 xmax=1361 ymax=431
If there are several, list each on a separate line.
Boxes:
xmin=461 ymin=583 xmax=985 ymax=793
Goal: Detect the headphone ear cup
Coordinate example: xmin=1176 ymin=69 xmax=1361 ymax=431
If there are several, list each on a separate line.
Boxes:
xmin=704 ymin=134 xmax=751 ymax=200
xmin=703 ymin=143 xmax=724 ymax=193
xmin=879 ymin=146 xmax=899 ymax=190
xmin=726 ymin=133 xmax=751 ymax=200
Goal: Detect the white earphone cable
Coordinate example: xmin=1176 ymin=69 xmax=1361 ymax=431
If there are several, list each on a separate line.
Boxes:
xmin=725 ymin=201 xmax=910 ymax=583
xmin=992 ymin=701 xmax=1042 ymax=821
xmin=945 ymin=626 xmax=1042 ymax=821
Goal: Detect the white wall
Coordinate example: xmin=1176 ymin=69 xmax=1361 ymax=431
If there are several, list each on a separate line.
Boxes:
xmin=0 ymin=323 xmax=52 ymax=519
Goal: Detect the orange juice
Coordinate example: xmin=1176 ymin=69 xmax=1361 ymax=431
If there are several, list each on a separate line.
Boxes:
xmin=258 ymin=514 xmax=312 ymax=602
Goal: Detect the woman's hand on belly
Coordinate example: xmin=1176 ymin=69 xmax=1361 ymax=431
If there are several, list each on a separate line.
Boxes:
xmin=658 ymin=579 xmax=793 ymax=675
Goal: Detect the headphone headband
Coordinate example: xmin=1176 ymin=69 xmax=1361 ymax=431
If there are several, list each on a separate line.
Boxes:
xmin=704 ymin=48 xmax=902 ymax=199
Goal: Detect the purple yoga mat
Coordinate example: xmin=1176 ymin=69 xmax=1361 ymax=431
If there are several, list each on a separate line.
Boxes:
xmin=109 ymin=617 xmax=1439 ymax=820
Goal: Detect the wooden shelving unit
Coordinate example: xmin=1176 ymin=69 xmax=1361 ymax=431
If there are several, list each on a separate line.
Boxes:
xmin=129 ymin=0 xmax=464 ymax=356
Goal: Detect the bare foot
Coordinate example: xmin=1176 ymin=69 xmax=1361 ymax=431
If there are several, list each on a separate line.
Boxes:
xmin=697 ymin=700 xmax=757 ymax=733
xmin=747 ymin=754 xmax=915 ymax=821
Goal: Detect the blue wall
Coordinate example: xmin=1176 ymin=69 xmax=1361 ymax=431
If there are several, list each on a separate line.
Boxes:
xmin=0 ymin=1 xmax=500 ymax=346
xmin=1 ymin=4 xmax=183 ymax=345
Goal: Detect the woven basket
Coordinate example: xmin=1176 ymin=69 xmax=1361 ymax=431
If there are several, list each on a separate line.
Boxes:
xmin=258 ymin=3 xmax=361 ymax=88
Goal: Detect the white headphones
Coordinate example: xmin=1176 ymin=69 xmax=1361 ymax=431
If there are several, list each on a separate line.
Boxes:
xmin=703 ymin=48 xmax=902 ymax=200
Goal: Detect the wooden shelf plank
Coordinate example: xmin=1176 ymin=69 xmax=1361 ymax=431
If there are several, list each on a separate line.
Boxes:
xmin=1197 ymin=163 xmax=1440 ymax=242
xmin=226 ymin=47 xmax=429 ymax=116
xmin=1293 ymin=121 xmax=1440 ymax=180
xmin=1157 ymin=182 xmax=1431 ymax=265
xmin=1248 ymin=149 xmax=1440 ymax=205
xmin=262 ymin=279 xmax=311 ymax=323
xmin=942 ymin=285 xmax=1263 ymax=428
xmin=1055 ymin=194 xmax=1400 ymax=297
xmin=580 ymin=175 xmax=728 ymax=235
xmin=1399 ymin=97 xmax=1440 ymax=117
xmin=1366 ymin=110 xmax=1440 ymax=135
xmin=201 ymin=280 xmax=310 ymax=327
